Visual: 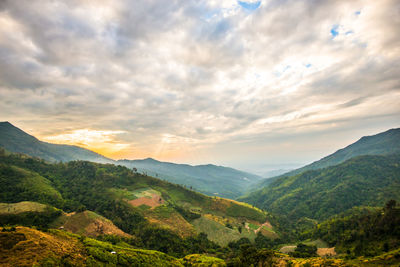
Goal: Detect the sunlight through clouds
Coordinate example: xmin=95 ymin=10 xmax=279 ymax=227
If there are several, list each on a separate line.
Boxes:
xmin=42 ymin=129 xmax=129 ymax=157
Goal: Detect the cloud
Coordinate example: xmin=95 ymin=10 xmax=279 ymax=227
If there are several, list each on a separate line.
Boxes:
xmin=0 ymin=0 xmax=399 ymax=168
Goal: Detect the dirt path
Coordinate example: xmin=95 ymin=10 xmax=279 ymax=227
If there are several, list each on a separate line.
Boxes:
xmin=255 ymin=220 xmax=273 ymax=234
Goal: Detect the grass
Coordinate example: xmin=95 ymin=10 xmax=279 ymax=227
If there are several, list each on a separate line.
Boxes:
xmin=180 ymin=254 xmax=226 ymax=266
xmin=51 ymin=211 xmax=131 ymax=238
xmin=225 ymin=203 xmax=266 ymax=223
xmin=109 ymin=188 xmax=138 ymax=200
xmin=192 ymin=216 xmax=256 ymax=246
xmin=248 ymin=222 xmax=259 ymax=231
xmin=0 ymin=201 xmax=48 ymax=214
xmin=145 ymin=206 xmax=195 ymax=237
xmin=131 ymin=188 xmax=161 ymax=198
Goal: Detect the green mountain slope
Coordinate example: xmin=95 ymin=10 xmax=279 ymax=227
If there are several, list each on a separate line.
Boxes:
xmin=118 ymin=158 xmax=264 ymax=199
xmin=255 ymin=128 xmax=400 ymax=188
xmin=0 ymin=121 xmax=113 ymax=163
xmin=0 ymin=164 xmax=63 ymax=206
xmin=0 ymin=150 xmax=274 ymax=248
xmin=240 ymin=154 xmax=400 ymax=222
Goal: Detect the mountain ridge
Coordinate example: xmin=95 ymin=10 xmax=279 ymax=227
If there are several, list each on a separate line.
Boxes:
xmin=253 ymin=127 xmax=400 ymax=189
xmin=118 ymin=158 xmax=264 ymax=198
xmin=0 ymin=121 xmax=113 ymax=164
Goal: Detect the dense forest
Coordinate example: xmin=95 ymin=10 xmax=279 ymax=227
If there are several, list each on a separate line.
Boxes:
xmin=307 ymin=201 xmax=400 ymax=257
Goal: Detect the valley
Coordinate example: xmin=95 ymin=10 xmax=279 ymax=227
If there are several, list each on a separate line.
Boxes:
xmin=0 ymin=123 xmax=399 ymax=265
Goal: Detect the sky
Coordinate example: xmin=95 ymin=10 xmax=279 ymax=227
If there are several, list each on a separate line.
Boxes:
xmin=0 ymin=0 xmax=399 ymax=175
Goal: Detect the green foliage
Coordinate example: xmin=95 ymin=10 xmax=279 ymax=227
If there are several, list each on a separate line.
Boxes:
xmin=225 ymin=241 xmax=275 ymax=266
xmin=255 ymin=232 xmax=274 ymax=249
xmin=173 ymin=204 xmax=201 ymax=221
xmin=311 ymin=201 xmax=400 ymax=257
xmin=0 ymin=164 xmax=63 ymax=206
xmin=289 ymin=243 xmax=318 ymax=258
xmin=180 ymin=254 xmax=226 ymax=266
xmin=132 ymin=227 xmax=220 ymax=258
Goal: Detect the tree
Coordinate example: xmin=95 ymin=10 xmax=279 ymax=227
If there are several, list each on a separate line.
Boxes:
xmin=385 ymin=199 xmax=397 ymax=211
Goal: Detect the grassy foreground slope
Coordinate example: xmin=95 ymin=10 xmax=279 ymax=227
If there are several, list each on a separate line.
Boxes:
xmin=0 ymin=226 xmax=209 ymax=266
xmin=241 ymin=154 xmax=400 ymax=222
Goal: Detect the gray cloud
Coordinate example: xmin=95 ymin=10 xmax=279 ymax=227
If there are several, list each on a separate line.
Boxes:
xmin=0 ymin=0 xmax=399 ymax=169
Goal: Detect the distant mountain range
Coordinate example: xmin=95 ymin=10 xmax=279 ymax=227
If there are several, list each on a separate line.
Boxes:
xmin=255 ymin=127 xmax=400 ymax=188
xmin=118 ymin=158 xmax=264 ymax=199
xmin=0 ymin=121 xmax=263 ymax=198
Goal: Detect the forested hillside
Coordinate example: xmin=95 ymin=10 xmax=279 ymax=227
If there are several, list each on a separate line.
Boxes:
xmin=241 ymin=154 xmax=400 ymax=222
xmin=308 ymin=201 xmax=400 ymax=258
xmin=254 ymin=128 xmax=400 ymax=188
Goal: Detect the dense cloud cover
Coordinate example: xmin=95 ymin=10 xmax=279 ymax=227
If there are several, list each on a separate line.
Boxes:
xmin=0 ymin=0 xmax=399 ymax=172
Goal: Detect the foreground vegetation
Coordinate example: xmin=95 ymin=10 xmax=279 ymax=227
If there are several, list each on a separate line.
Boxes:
xmin=2 ymin=225 xmax=400 ymax=266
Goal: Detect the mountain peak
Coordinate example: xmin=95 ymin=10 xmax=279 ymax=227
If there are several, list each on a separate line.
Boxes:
xmin=0 ymin=122 xmax=113 ymax=164
xmin=143 ymin=157 xmax=159 ymax=162
xmin=0 ymin=121 xmax=14 ymax=127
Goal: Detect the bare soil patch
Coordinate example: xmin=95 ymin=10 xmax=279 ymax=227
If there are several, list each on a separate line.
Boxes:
xmin=317 ymin=247 xmax=336 ymax=257
xmin=128 ymin=193 xmax=164 ymax=208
